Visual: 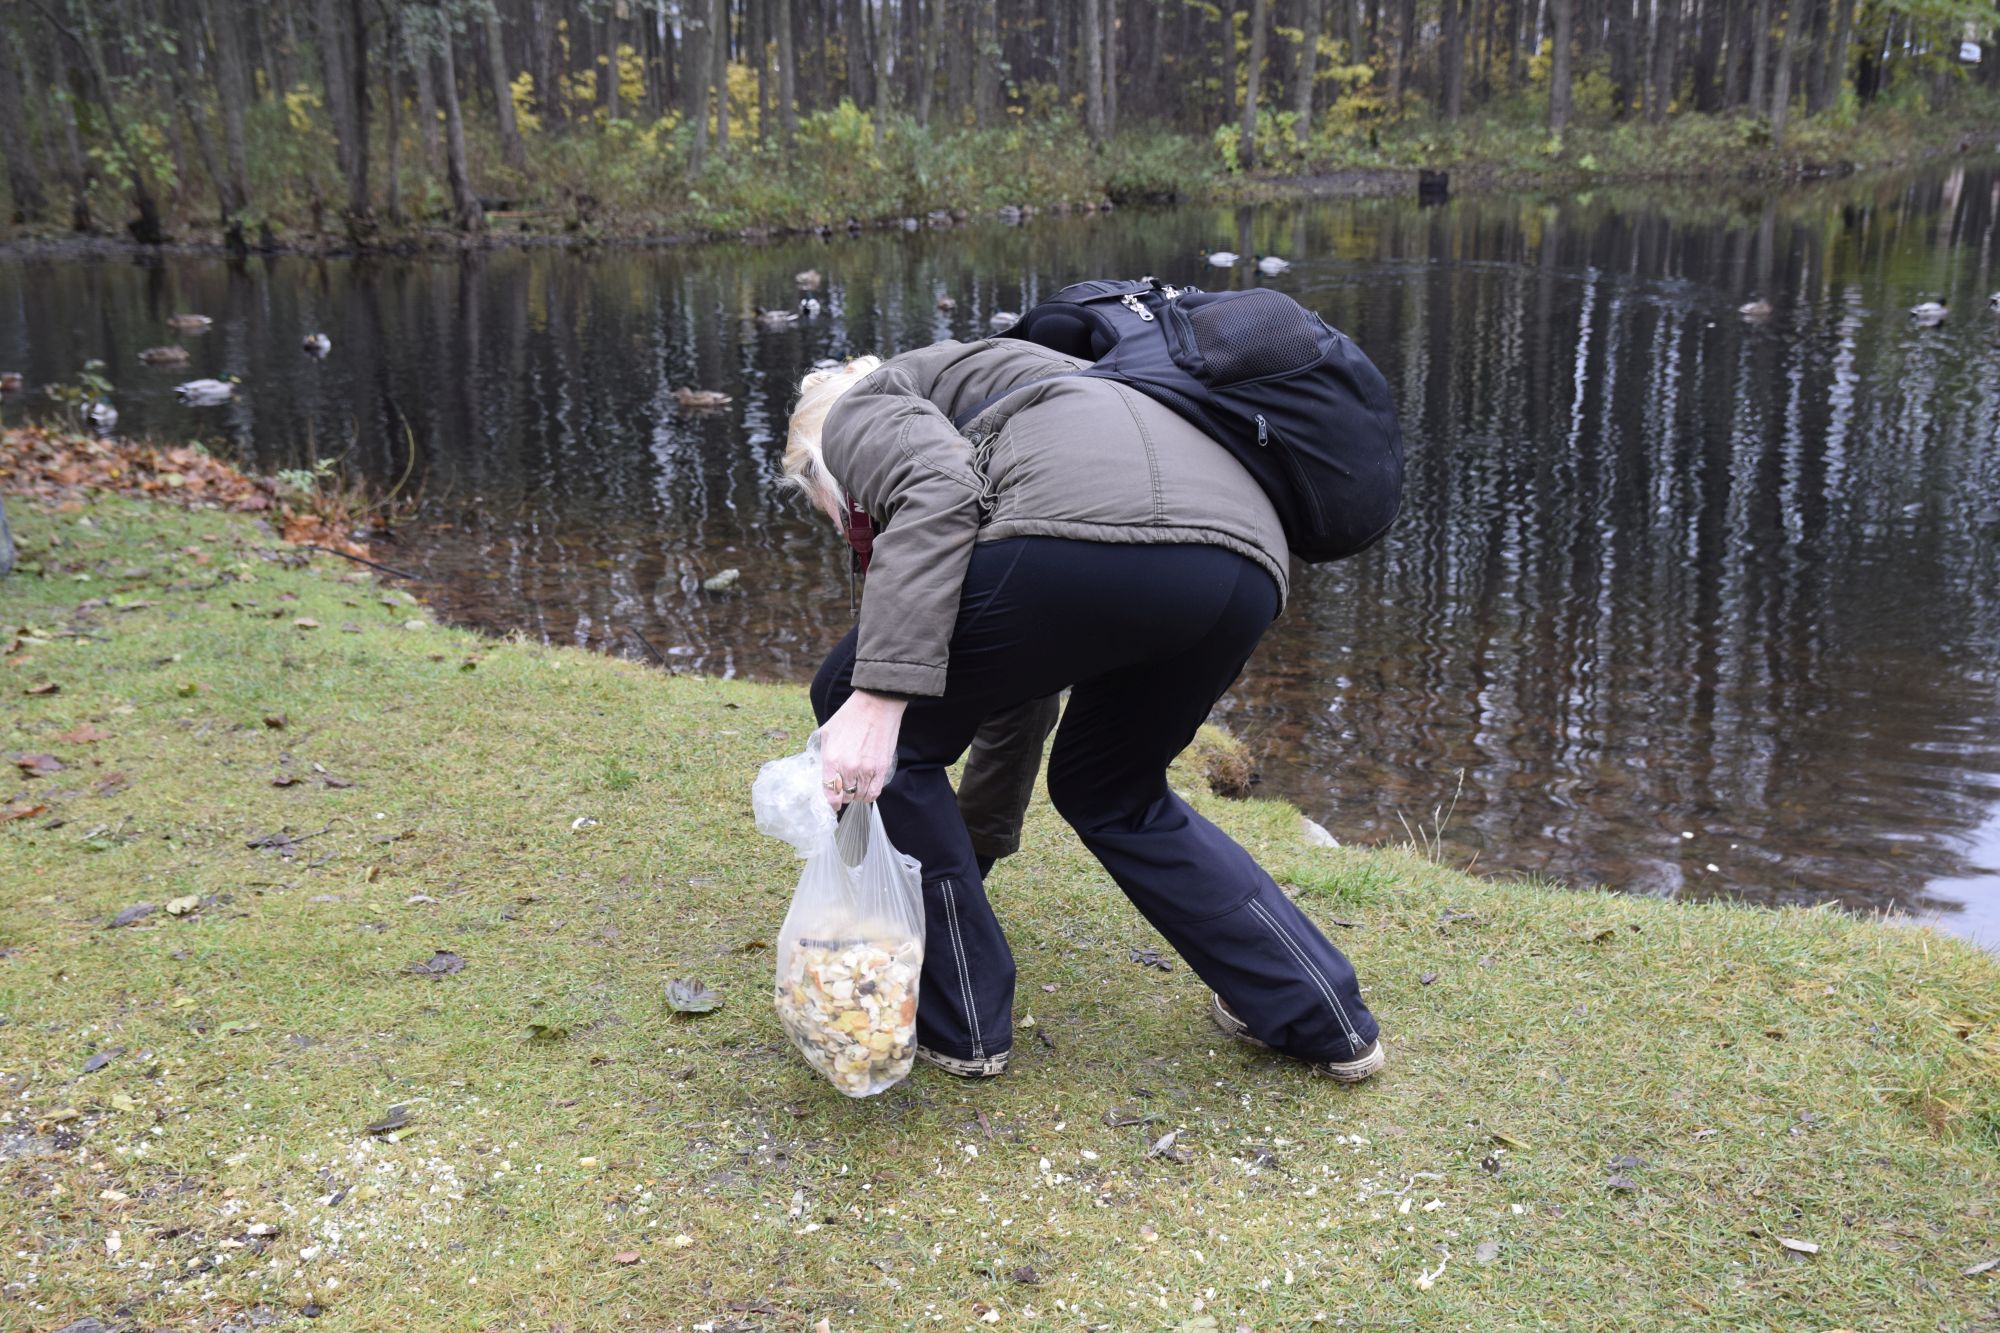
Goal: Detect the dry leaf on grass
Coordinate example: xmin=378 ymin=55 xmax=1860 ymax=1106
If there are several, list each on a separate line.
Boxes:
xmin=407 ymin=951 xmax=466 ymax=977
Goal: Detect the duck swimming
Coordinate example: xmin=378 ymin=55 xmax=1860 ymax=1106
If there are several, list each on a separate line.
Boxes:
xmin=139 ymin=345 xmax=190 ymax=365
xmin=0 ymin=371 xmax=21 ymax=393
xmin=1202 ymin=250 xmax=1240 ymax=267
xmin=936 ymin=295 xmax=957 ymax=312
xmin=1738 ymin=299 xmax=1773 ymax=321
xmin=673 ymin=386 xmax=732 ymax=411
xmin=1254 ymin=255 xmax=1291 ymax=275
xmin=86 ymin=400 xmax=118 ymax=432
xmin=795 ymin=269 xmax=822 ymax=291
xmin=988 ymin=310 xmax=1020 ymax=333
xmin=302 ymin=333 xmax=332 ymax=356
xmin=754 ymin=306 xmax=801 ymax=329
xmin=166 ymin=313 xmax=213 ymax=331
xmin=1909 ymin=300 xmax=1948 ymax=326
xmin=798 ymin=296 xmax=822 ymax=318
xmin=175 ymin=374 xmax=240 ymax=405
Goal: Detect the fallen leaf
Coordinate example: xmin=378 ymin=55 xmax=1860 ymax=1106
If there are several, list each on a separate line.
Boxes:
xmin=1606 ymin=1174 xmax=1638 ymax=1192
xmin=1419 ymin=971 xmax=1438 ymax=986
xmin=1608 ymin=1153 xmax=1647 ymax=1169
xmin=1138 ymin=1224 xmax=1158 ymax=1243
xmin=364 ymin=1104 xmax=414 ymax=1135
xmin=93 ymin=771 xmax=130 ymax=797
xmin=1007 ymin=1265 xmax=1041 ymax=1284
xmin=407 ymin=951 xmax=466 ymax=978
xmin=1777 ymin=1237 xmax=1820 ymax=1255
xmin=56 ymin=723 xmax=112 ymax=744
xmin=666 ymin=978 xmax=721 ymax=1014
xmin=322 ymin=775 xmax=354 ymax=789
xmin=1127 ymin=946 xmax=1173 ymax=972
xmin=1 ymin=801 xmax=49 ymax=823
xmin=24 ymin=682 xmax=60 ymax=696
xmin=81 ymin=1047 xmax=125 ymax=1074
xmin=612 ymin=1250 xmax=640 ymax=1265
xmin=12 ymin=752 xmax=63 ymax=777
xmin=107 ymin=902 xmax=156 ymax=928
xmin=271 ymin=772 xmax=301 ymax=787
xmin=263 ymin=714 xmax=287 ymax=729
xmin=293 ymin=618 xmax=320 ymax=630
xmin=164 ymin=895 xmax=202 ymax=916
xmin=1963 ymin=1255 xmax=1999 ymax=1277
xmin=526 ymin=1023 xmax=570 ymax=1043
xmin=1473 ymin=1240 xmax=1500 ymax=1264
xmin=216 ymin=1018 xmax=258 ymax=1035
xmin=1489 ymin=1131 xmax=1529 ymax=1150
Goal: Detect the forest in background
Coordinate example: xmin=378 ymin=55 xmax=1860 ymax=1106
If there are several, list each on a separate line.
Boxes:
xmin=1 ymin=0 xmax=1997 ymax=249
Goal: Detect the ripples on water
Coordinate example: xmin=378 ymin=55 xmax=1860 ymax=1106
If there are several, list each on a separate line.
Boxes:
xmin=4 ymin=164 xmax=1998 ymax=939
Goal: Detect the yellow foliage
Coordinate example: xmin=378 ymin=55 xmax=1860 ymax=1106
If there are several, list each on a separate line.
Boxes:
xmin=617 ymin=43 xmax=646 ymax=110
xmin=283 ymin=85 xmax=323 ymax=135
xmin=510 ymin=70 xmax=543 ymax=134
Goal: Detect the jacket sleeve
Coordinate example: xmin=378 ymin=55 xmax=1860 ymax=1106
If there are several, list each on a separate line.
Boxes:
xmin=820 ymin=344 xmax=990 ymax=697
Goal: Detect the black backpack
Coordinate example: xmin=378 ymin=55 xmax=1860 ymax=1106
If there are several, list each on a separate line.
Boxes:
xmin=958 ymin=277 xmax=1404 ymax=564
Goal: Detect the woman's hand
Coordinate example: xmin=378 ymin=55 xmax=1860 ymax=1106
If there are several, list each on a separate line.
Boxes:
xmin=819 ymin=689 xmax=909 ymax=809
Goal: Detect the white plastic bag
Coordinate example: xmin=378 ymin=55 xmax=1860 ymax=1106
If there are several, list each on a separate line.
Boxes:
xmin=752 ymin=732 xmax=837 ymax=855
xmin=770 ymin=799 xmax=926 ymax=1097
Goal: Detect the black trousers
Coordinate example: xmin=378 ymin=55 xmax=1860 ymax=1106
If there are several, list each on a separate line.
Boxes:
xmin=811 ymin=537 xmax=1378 ymax=1067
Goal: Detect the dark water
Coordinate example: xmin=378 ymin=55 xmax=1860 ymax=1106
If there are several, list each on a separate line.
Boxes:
xmin=6 ymin=165 xmax=2000 ymax=942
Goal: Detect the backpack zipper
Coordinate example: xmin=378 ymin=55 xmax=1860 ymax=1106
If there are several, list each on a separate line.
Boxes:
xmin=1255 ymin=413 xmax=1269 ymax=446
xmin=1120 ymin=293 xmax=1155 ymax=322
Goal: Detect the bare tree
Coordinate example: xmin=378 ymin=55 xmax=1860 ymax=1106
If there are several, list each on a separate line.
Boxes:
xmin=0 ymin=18 xmax=51 ymax=223
xmin=1239 ymin=0 xmax=1267 ymax=167
xmin=485 ymin=3 xmax=528 ymax=169
xmin=1549 ymin=0 xmax=1574 ymax=129
xmin=1083 ymin=0 xmax=1104 ymax=143
xmin=1294 ymin=0 xmax=1320 ymax=145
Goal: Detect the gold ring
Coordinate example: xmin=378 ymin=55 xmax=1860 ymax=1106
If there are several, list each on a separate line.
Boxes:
xmin=823 ymin=774 xmax=844 ymax=791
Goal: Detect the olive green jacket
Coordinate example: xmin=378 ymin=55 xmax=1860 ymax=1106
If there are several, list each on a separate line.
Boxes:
xmin=821 ymin=338 xmax=1289 ymax=699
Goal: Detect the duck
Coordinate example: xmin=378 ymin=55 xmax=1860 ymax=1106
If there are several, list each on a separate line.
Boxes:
xmin=85 ymin=399 xmax=118 ymax=432
xmin=1909 ymin=300 xmax=1948 ymax=326
xmin=302 ymin=332 xmax=332 ymax=357
xmin=139 ymin=345 xmax=190 ymax=366
xmin=1987 ymin=291 xmax=1999 ymax=312
xmin=988 ymin=311 xmax=1020 ymax=333
xmin=798 ymin=295 xmax=821 ymax=319
xmin=1202 ymin=250 xmax=1241 ymax=268
xmin=795 ymin=269 xmax=822 ymax=291
xmin=165 ymin=313 xmax=213 ymax=331
xmin=175 ymin=374 xmax=240 ymax=405
xmin=1738 ymin=299 xmax=1773 ymax=321
xmin=753 ymin=306 xmax=801 ymax=330
xmin=0 ymin=371 xmax=24 ymax=393
xmin=672 ymin=386 xmax=732 ymax=412
xmin=1254 ymin=254 xmax=1291 ymax=275
xmin=936 ymin=295 xmax=957 ymax=312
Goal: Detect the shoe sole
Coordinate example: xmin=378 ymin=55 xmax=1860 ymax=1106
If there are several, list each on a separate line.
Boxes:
xmin=915 ymin=1045 xmax=1009 ymax=1078
xmin=1211 ymin=992 xmax=1384 ymax=1082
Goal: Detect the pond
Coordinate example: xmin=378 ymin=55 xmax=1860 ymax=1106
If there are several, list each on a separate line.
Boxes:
xmin=4 ymin=163 xmax=1999 ymax=942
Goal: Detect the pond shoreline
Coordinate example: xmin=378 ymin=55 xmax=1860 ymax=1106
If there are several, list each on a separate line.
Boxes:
xmin=3 ymin=137 xmax=1991 ymax=264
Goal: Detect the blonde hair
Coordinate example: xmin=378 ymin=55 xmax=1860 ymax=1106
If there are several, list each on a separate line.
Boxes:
xmin=784 ymin=355 xmax=883 ymax=513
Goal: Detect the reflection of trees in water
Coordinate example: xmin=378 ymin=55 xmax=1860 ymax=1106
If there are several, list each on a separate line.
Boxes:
xmin=1236 ymin=165 xmax=2000 ymax=918
xmin=1 ymin=166 xmax=1997 ymax=925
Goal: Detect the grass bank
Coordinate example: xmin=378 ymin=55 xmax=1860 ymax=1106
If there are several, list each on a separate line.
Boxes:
xmin=2 ymin=487 xmax=1997 ymax=1330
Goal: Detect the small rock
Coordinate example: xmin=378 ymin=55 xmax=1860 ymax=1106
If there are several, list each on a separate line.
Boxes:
xmin=1300 ymin=817 xmax=1339 ymax=848
xmin=701 ymin=568 xmax=741 ymax=595
xmin=1473 ymin=1239 xmax=1500 ymax=1264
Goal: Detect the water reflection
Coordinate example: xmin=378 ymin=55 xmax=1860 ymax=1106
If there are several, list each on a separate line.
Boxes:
xmin=4 ymin=164 xmax=1998 ymax=935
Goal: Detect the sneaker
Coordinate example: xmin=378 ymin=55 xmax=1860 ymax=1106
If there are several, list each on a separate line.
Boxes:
xmin=1210 ymin=993 xmax=1384 ymax=1083
xmin=915 ymin=1045 xmax=1010 ymax=1078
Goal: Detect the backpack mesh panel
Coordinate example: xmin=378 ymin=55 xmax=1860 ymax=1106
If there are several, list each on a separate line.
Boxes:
xmin=1185 ymin=290 xmax=1323 ymax=385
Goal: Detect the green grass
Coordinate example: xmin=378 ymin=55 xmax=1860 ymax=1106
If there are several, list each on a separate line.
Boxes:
xmin=2 ymin=494 xmax=1997 ymax=1330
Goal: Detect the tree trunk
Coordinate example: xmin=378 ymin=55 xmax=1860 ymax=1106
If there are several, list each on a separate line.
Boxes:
xmin=0 ymin=23 xmax=50 ymax=223
xmin=1692 ymin=0 xmax=1724 ymax=110
xmin=1294 ymin=0 xmax=1319 ymax=144
xmin=845 ymin=0 xmax=868 ymax=104
xmin=1104 ymin=0 xmax=1119 ymax=134
xmin=1813 ymin=0 xmax=1855 ymax=113
xmin=1220 ymin=1 xmax=1237 ymax=125
xmin=526 ymin=0 xmax=561 ymax=123
xmin=413 ymin=28 xmax=442 ymax=166
xmin=1239 ymin=0 xmax=1266 ymax=167
xmin=314 ymin=0 xmax=369 ymax=235
xmin=1769 ymin=0 xmax=1802 ymax=143
xmin=194 ymin=0 xmax=253 ymax=236
xmin=1549 ymin=0 xmax=1574 ymax=129
xmin=435 ymin=41 xmax=482 ymax=230
xmin=870 ymin=0 xmax=890 ymax=140
xmin=383 ymin=10 xmax=403 ymax=224
xmin=913 ymin=0 xmax=938 ymax=125
xmin=39 ymin=3 xmax=168 ymax=242
xmin=1390 ymin=0 xmax=1414 ymax=111
xmin=713 ymin=0 xmax=730 ymax=149
xmin=974 ymin=0 xmax=997 ymax=125
xmin=1747 ymin=0 xmax=1770 ymax=110
xmin=777 ymin=0 xmax=797 ymax=142
xmin=48 ymin=47 xmax=93 ymax=230
xmin=1442 ymin=0 xmax=1467 ymax=116
xmin=1648 ymin=0 xmax=1678 ymax=121
xmin=686 ymin=2 xmax=710 ymax=171
xmin=1083 ymin=0 xmax=1103 ymax=142
xmin=485 ymin=8 xmax=527 ymax=169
